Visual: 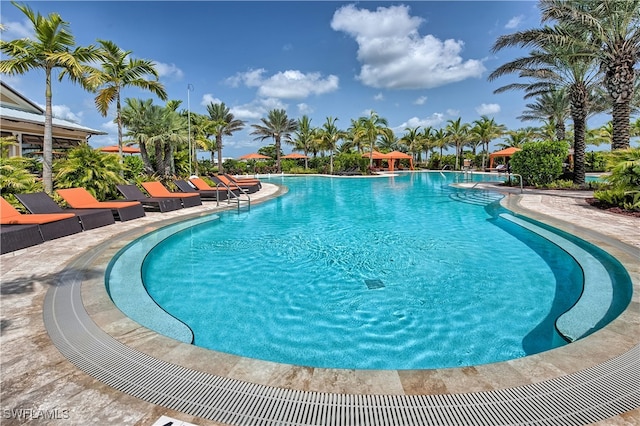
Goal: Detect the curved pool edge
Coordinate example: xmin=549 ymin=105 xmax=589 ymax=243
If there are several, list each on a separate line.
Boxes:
xmin=47 ymin=181 xmax=640 ymax=423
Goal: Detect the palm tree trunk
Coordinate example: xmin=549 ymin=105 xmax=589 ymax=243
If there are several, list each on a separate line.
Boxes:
xmin=611 ymin=101 xmax=631 ymax=150
xmin=275 ymin=136 xmax=282 ymax=172
xmin=216 ymin=135 xmax=224 ymax=173
xmin=570 ymin=84 xmax=587 ymax=185
xmin=43 ymin=68 xmax=53 ymax=194
xmin=139 ymin=143 xmax=154 ymax=175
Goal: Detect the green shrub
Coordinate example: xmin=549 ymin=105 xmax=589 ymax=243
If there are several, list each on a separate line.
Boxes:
xmin=0 ymin=157 xmax=43 ymax=209
xmin=53 ymin=144 xmax=124 ymax=200
xmin=510 ymin=140 xmax=568 ymax=186
xmin=123 ymin=155 xmax=144 ymax=181
xmin=594 ymin=148 xmax=640 ymax=211
xmin=585 ymin=151 xmax=607 ymax=172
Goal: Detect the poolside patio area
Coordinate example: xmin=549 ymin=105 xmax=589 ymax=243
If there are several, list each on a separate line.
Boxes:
xmin=1 ymin=176 xmax=638 ymax=425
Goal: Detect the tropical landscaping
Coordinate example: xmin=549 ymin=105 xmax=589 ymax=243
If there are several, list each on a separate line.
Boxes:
xmin=0 ymin=0 xmax=638 ymax=212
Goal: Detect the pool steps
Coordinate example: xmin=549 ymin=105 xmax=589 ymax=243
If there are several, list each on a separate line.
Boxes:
xmin=105 ymin=214 xmax=222 ymax=344
xmin=499 ymin=213 xmax=613 ymax=342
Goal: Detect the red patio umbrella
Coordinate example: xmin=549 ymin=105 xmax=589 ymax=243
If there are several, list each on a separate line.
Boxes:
xmin=239 ymin=153 xmax=271 ymax=160
xmin=282 ymin=153 xmax=308 ymax=159
xmin=99 ymin=145 xmax=141 ymax=154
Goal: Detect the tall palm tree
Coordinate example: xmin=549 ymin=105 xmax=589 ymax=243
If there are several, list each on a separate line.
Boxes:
xmin=432 ymin=128 xmax=449 ymax=158
xmin=291 ymin=115 xmax=317 ymax=169
xmin=250 ymin=109 xmax=297 ymax=172
xmin=0 ymin=2 xmax=100 ymax=193
xmin=120 ymin=97 xmax=156 ymax=174
xmin=539 ymin=0 xmax=640 ymax=150
xmin=518 ymin=88 xmax=570 ymax=141
xmin=470 ymin=116 xmax=507 ymax=169
xmin=445 ymin=118 xmax=470 ymax=170
xmin=205 ymin=102 xmax=245 ymax=173
xmin=87 ymin=39 xmax=168 ymax=164
xmin=400 ymin=127 xmax=423 ymax=163
xmin=357 ymin=111 xmax=389 ymax=167
xmin=491 ymin=23 xmax=601 ymax=185
xmin=319 ymin=116 xmax=345 ymax=174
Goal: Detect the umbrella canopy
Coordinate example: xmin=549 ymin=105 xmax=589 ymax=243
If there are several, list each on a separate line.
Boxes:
xmin=488 ymin=147 xmax=521 ymax=169
xmin=99 ymin=145 xmax=141 ymax=154
xmin=362 ymin=150 xmax=388 ymax=160
xmin=239 ymin=153 xmax=271 ymax=160
xmin=385 ymin=151 xmax=414 ymax=171
xmin=282 ymin=153 xmax=308 ymax=159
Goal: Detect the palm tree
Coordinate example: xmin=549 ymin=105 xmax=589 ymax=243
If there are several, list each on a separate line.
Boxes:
xmin=491 ymin=23 xmax=601 ymax=185
xmin=357 ymin=111 xmax=389 ymax=167
xmin=291 ymin=115 xmax=317 ymax=169
xmin=400 ymin=127 xmax=423 ymax=163
xmin=0 ymin=2 xmax=101 ymax=193
xmin=87 ymin=39 xmax=168 ymax=165
xmin=250 ymin=109 xmax=297 ymax=172
xmin=205 ymin=102 xmax=245 ymax=173
xmin=518 ymin=88 xmax=570 ymax=141
xmin=120 ymin=98 xmax=156 ymax=174
xmin=445 ymin=118 xmax=470 ymax=170
xmin=497 ymin=129 xmax=534 ymax=149
xmin=539 ymin=0 xmax=640 ymax=150
xmin=318 ymin=117 xmax=345 ymax=174
xmin=470 ymin=116 xmax=507 ymax=169
xmin=432 ymin=128 xmax=449 ymax=158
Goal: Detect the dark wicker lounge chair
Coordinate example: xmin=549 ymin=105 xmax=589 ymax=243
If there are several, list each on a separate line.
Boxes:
xmin=1 ymin=224 xmax=44 ymax=254
xmin=116 ymin=185 xmax=183 ymax=212
xmin=56 ymin=188 xmax=145 ymax=222
xmin=1 ymin=197 xmax=83 ymax=242
xmin=173 ymin=180 xmax=228 ymax=203
xmin=15 ymin=192 xmax=115 ymax=230
xmin=140 ymin=182 xmax=202 ymax=208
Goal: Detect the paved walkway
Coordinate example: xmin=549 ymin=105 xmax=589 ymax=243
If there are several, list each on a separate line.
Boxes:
xmin=1 ymin=180 xmax=638 ymax=425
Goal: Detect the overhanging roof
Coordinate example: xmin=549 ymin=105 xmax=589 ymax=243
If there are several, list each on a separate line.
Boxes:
xmin=0 ymin=105 xmax=106 ymax=136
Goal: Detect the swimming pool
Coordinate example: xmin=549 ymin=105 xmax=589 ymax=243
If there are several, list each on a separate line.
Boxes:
xmin=107 ymin=172 xmax=631 ymax=370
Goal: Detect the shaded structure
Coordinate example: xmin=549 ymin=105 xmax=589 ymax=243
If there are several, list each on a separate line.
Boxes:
xmin=488 ymin=147 xmax=521 ymax=170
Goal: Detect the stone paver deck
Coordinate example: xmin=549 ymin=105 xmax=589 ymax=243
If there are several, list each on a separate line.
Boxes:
xmin=1 ymin=177 xmax=638 ymax=425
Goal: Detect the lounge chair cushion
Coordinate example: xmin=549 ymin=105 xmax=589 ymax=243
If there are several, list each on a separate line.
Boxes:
xmin=56 ymin=188 xmax=141 ymax=208
xmin=141 ymin=181 xmax=200 ymax=198
xmin=0 ymin=198 xmax=76 ymax=225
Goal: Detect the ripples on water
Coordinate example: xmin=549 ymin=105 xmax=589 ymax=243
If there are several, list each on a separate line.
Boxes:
xmin=142 ymin=174 xmax=582 ymax=369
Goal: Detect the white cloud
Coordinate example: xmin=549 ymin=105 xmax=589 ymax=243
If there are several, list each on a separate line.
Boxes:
xmin=414 ymin=96 xmax=427 ymax=105
xmin=153 ymin=61 xmax=184 ymax=80
xmin=374 ymin=93 xmax=384 ymax=101
xmin=505 ymin=15 xmax=524 ymax=29
xmin=226 ymin=69 xmax=339 ymax=99
xmin=446 ymin=109 xmax=460 ymax=117
xmin=297 ymin=103 xmax=313 ymax=114
xmin=1 ymin=18 xmax=33 ymax=39
xmin=475 ymin=103 xmax=501 ymax=115
xmin=230 ymin=97 xmax=288 ymax=121
xmin=397 ymin=113 xmax=445 ymax=130
xmin=201 ymin=94 xmax=223 ymax=107
xmin=36 ymin=103 xmax=83 ymax=123
xmin=331 ymin=4 xmax=485 ymax=89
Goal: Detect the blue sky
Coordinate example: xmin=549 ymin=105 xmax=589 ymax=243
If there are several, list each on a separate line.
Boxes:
xmin=1 ymin=1 xmax=611 ymax=158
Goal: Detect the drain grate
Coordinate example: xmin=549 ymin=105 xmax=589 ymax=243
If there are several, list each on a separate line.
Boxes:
xmin=365 ymin=279 xmax=385 ymax=289
xmin=44 ymin=236 xmax=640 ymax=426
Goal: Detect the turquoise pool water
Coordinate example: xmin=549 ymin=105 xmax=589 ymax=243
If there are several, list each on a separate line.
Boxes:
xmin=110 ymin=172 xmax=631 ymax=370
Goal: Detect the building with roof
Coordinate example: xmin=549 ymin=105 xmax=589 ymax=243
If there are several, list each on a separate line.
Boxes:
xmin=0 ymin=81 xmax=106 ymax=157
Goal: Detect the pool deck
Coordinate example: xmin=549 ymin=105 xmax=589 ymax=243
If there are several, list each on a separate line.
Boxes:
xmin=1 ymin=177 xmax=638 ymax=425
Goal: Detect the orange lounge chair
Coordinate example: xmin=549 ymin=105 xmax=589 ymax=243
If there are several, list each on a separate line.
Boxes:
xmin=190 ymin=176 xmax=243 ymax=196
xmin=212 ymin=175 xmax=259 ymax=193
xmin=140 ymin=181 xmax=202 ymax=208
xmin=56 ymin=187 xmax=145 ymax=221
xmin=223 ymin=173 xmax=261 ymax=187
xmin=1 ymin=197 xmax=82 ymax=241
